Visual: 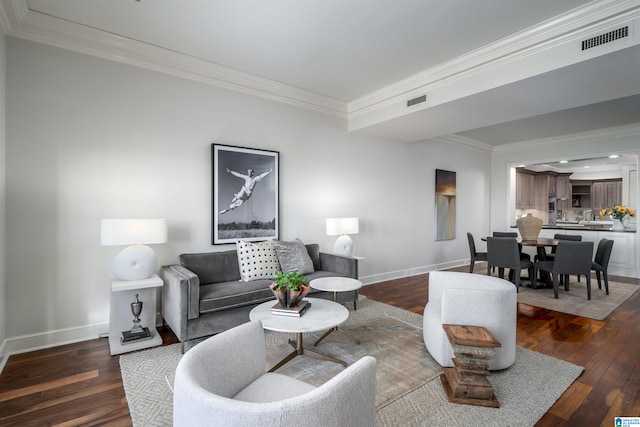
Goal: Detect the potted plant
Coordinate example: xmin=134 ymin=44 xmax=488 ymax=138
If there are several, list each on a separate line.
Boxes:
xmin=269 ymin=271 xmax=310 ymax=308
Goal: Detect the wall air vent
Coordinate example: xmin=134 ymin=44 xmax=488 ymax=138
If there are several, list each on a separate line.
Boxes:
xmin=581 ymin=26 xmax=629 ymax=51
xmin=407 ymin=94 xmax=427 ymax=107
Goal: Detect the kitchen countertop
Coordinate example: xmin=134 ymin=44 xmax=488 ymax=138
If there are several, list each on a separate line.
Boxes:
xmin=542 ymin=224 xmax=636 ymax=232
xmin=512 ymin=223 xmax=636 ymax=232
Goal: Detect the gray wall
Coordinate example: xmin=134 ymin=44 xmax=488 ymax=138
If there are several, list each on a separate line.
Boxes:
xmin=4 ymin=38 xmax=492 ymax=351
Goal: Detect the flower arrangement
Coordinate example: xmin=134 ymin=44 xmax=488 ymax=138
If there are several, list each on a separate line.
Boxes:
xmin=600 ymin=205 xmax=636 ymax=220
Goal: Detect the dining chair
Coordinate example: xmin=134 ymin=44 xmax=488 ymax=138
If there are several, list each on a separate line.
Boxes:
xmin=536 ymin=233 xmax=582 ymax=262
xmin=486 ymin=237 xmax=533 ymax=292
xmin=541 ymin=234 xmax=584 ymax=283
xmin=591 ymin=238 xmax=614 ymax=295
xmin=492 ymin=231 xmax=531 ymax=261
xmin=533 ymin=241 xmax=594 ymax=299
xmin=467 ymin=232 xmax=488 ymax=273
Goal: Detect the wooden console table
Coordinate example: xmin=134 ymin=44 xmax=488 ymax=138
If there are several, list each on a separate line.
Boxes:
xmin=440 ymin=324 xmax=501 ymax=408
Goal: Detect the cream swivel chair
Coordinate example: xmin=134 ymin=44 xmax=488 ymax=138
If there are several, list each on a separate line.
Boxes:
xmin=173 ymin=320 xmax=376 ymax=427
xmin=423 ymin=271 xmax=517 ymax=370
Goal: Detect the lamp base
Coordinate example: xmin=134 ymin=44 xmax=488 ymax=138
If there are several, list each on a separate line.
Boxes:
xmin=111 ymin=244 xmax=158 ymax=281
xmin=333 ymin=235 xmax=354 ymax=257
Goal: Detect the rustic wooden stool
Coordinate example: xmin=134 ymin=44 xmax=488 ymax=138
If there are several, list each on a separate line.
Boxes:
xmin=440 ymin=324 xmax=501 ymax=408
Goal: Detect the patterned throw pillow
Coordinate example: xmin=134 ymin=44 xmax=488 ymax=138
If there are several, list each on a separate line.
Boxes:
xmin=236 ymin=240 xmax=281 ymax=282
xmin=272 ymin=239 xmax=315 ymax=275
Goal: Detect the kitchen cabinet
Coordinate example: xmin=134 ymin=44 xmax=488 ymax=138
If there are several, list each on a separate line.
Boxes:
xmin=516 ymin=170 xmax=535 ymax=209
xmin=534 ymin=174 xmax=548 ymax=210
xmin=591 ymin=180 xmax=622 ymax=211
xmin=517 ymin=170 xmax=558 ymax=211
xmin=537 ymin=228 xmax=636 ymax=278
xmin=556 ymin=175 xmax=571 ymax=211
xmin=571 ymin=182 xmax=592 ymax=208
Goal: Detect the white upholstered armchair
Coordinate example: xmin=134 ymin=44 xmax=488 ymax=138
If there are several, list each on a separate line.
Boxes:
xmin=173 ymin=320 xmax=376 ymax=427
xmin=423 ymin=271 xmax=517 ymax=370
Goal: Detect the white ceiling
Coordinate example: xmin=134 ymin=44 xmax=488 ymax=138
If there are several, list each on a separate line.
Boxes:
xmin=2 ymin=0 xmax=640 ymax=151
xmin=25 ymin=0 xmax=590 ymax=101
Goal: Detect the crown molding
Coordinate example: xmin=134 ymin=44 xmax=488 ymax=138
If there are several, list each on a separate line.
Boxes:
xmin=347 ymin=0 xmax=640 ymax=118
xmin=494 ymin=122 xmax=640 ymax=153
xmin=432 ymin=135 xmax=495 ymax=153
xmin=0 ymin=0 xmax=347 ymax=118
xmin=2 ymin=0 xmax=639 ymax=135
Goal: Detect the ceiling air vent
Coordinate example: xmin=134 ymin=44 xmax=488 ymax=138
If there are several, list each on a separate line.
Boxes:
xmin=581 ymin=26 xmax=629 ymax=51
xmin=407 ymin=94 xmax=426 ymax=107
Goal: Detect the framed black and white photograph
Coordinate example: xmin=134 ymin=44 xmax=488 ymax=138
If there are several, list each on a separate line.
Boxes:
xmin=212 ymin=144 xmax=279 ymax=244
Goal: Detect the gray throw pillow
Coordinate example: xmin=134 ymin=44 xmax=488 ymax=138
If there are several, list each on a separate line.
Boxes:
xmin=273 ymin=239 xmax=315 ymax=275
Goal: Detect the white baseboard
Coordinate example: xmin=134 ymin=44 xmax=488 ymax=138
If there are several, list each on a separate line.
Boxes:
xmin=360 ymin=259 xmax=468 ymax=285
xmin=3 ymin=322 xmax=110 ymax=357
xmin=0 ymin=312 xmax=164 ymax=374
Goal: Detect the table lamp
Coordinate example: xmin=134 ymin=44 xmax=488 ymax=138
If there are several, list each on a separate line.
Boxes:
xmin=326 ymin=217 xmax=359 ymax=256
xmin=100 ymin=219 xmax=168 ymax=281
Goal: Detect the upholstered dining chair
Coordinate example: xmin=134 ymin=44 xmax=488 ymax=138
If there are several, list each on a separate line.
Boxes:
xmin=486 ymin=237 xmax=534 ymax=291
xmin=591 ymin=238 xmax=614 ymax=295
xmin=533 ymin=241 xmax=594 ymax=299
xmin=467 ymin=232 xmax=488 ymax=273
xmin=536 ymin=233 xmax=582 ymax=261
xmin=173 ymin=320 xmax=376 ymax=427
xmin=492 ymin=231 xmax=531 ymax=261
xmin=537 ymin=234 xmax=584 ymax=282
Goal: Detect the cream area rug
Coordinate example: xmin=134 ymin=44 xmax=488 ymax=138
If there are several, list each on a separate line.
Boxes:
xmin=120 ymin=299 xmax=584 ymax=426
xmin=515 ymin=277 xmax=638 ymax=320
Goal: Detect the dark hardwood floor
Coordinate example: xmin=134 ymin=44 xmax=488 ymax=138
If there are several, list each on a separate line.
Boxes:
xmin=1 ymin=264 xmax=639 ymax=426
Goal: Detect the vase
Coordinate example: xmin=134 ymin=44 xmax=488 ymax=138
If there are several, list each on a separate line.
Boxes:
xmin=516 ymin=214 xmax=542 ymax=241
xmin=268 ymin=283 xmax=311 ymax=308
xmin=612 ymin=219 xmax=624 ymax=231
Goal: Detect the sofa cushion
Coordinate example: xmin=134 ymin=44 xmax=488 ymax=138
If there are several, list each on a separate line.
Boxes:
xmin=199 ymin=279 xmax=274 ymax=314
xmin=236 ymin=240 xmax=281 ymax=282
xmin=180 ymin=250 xmax=241 ymax=284
xmin=273 ymin=239 xmax=315 ymax=275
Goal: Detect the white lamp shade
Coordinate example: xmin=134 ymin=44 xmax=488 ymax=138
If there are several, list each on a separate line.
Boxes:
xmin=326 ymin=217 xmax=359 ymax=236
xmin=101 ymin=219 xmax=168 ymax=246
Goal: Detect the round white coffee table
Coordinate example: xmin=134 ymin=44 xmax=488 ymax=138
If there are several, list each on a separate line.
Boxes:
xmin=309 ymin=277 xmax=363 ymax=345
xmin=249 ymin=297 xmax=348 ymax=372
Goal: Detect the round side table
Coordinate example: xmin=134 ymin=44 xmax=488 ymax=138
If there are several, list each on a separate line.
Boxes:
xmin=309 ymin=277 xmax=362 ymax=346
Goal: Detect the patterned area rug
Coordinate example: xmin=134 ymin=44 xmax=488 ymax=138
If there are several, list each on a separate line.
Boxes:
xmin=376 ymin=346 xmax=584 ymax=427
xmin=515 ymin=277 xmax=638 ymax=320
xmin=120 ymin=299 xmax=583 ymax=426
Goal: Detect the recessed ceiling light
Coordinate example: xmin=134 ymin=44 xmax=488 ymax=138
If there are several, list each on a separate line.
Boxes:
xmin=584 ymin=165 xmax=590 ymax=168
xmin=559 ymin=160 xmax=568 ymax=164
xmin=609 ymin=154 xmax=619 ymax=158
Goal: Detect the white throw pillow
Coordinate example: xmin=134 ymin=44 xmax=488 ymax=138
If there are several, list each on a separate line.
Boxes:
xmin=236 ymin=240 xmax=281 ymax=282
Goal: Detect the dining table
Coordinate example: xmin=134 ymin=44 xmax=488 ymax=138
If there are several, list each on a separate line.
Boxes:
xmin=483 ymin=237 xmax=560 ymax=288
xmin=520 ymin=238 xmax=560 ymax=288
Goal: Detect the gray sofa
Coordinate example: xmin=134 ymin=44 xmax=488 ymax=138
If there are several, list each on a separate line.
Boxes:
xmin=161 ymin=243 xmax=358 ymax=351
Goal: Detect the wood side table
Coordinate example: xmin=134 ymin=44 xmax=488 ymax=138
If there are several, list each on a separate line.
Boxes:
xmin=440 ymin=324 xmax=501 ymax=408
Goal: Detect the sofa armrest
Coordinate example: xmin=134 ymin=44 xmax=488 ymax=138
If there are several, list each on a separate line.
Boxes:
xmin=318 ymin=252 xmax=358 ymax=279
xmin=161 ymin=265 xmax=201 ymax=342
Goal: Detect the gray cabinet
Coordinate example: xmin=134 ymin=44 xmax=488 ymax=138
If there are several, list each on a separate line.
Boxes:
xmin=556 ymin=175 xmax=571 ymax=211
xmin=571 ymin=182 xmax=591 ymax=208
xmin=592 ymin=180 xmax=622 ymax=211
xmin=516 ymin=170 xmax=535 ymax=209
